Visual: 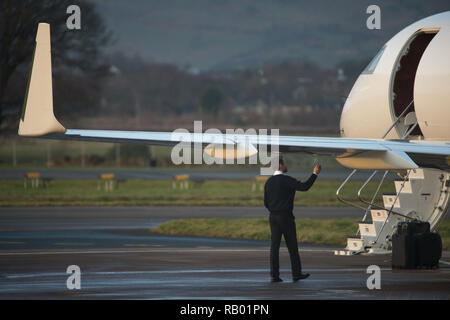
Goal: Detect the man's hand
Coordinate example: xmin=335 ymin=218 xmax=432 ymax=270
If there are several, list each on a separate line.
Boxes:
xmin=313 ymin=164 xmax=322 ymax=175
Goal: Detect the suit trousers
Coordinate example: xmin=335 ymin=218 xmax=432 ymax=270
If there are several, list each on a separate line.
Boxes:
xmin=269 ymin=213 xmax=302 ymax=279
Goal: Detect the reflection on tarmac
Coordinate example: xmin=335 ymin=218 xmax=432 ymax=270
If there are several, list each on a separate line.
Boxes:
xmin=0 ymin=207 xmax=449 ymax=299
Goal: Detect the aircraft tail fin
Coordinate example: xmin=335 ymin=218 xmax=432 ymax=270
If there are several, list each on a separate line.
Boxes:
xmin=18 ymin=23 xmax=65 ymax=137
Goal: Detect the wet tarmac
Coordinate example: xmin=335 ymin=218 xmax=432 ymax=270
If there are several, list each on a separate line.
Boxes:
xmin=0 ymin=207 xmax=449 ymax=299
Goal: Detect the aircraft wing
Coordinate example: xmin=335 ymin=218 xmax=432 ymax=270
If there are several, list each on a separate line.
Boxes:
xmin=38 ymin=129 xmax=448 ymax=171
xmin=17 ymin=23 xmax=450 ymax=171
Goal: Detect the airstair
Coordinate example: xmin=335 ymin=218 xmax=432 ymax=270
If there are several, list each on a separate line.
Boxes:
xmin=335 ymin=101 xmax=450 ymax=255
xmin=335 ymin=168 xmax=450 ymax=255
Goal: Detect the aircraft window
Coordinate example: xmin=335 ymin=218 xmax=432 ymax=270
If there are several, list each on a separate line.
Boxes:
xmin=363 ymin=46 xmax=385 ymax=73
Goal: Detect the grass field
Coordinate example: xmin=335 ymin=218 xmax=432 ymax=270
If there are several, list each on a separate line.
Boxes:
xmin=0 ymin=179 xmax=394 ymax=207
xmin=151 ymin=218 xmax=450 ymax=250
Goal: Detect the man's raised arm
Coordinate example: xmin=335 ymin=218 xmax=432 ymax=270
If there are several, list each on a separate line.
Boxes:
xmin=294 ymin=164 xmax=321 ymax=191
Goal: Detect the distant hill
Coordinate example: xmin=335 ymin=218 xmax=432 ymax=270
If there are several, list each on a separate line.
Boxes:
xmin=96 ymin=0 xmax=449 ymax=70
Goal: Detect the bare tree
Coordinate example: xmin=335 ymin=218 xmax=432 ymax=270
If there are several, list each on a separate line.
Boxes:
xmin=0 ymin=0 xmax=111 ymax=131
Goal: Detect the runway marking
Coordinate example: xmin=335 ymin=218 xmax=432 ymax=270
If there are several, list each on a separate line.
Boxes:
xmin=54 ymin=242 xmax=94 ymax=246
xmin=123 ymin=244 xmax=150 ymax=247
xmin=0 ymin=247 xmax=335 ymax=256
xmin=0 ymin=241 xmax=24 ymax=245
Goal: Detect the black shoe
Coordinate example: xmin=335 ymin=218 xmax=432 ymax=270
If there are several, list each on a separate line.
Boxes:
xmin=293 ymin=273 xmax=310 ymax=282
xmin=271 ymin=277 xmax=283 ymax=283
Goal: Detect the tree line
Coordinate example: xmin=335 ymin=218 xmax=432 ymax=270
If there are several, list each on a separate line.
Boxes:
xmin=0 ymin=0 xmax=369 ymax=135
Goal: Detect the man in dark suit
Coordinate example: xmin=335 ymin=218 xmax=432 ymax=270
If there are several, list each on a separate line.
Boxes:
xmin=264 ymin=156 xmax=321 ymax=282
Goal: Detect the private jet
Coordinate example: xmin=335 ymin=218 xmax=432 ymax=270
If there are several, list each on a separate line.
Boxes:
xmin=18 ymin=12 xmax=450 ymax=255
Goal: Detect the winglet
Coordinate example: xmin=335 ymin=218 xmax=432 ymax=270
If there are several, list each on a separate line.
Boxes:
xmin=18 ymin=23 xmax=65 ymax=137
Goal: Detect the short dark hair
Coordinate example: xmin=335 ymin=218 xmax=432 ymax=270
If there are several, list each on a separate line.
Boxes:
xmin=279 ymin=155 xmax=285 ymax=167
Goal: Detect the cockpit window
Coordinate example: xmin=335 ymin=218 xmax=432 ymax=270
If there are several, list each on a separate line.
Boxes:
xmin=363 ymin=46 xmax=385 ymax=73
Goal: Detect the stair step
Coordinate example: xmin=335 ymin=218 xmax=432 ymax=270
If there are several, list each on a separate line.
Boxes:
xmin=371 ymin=209 xmax=388 ymax=222
xmin=382 ymin=193 xmax=401 ymax=208
xmin=358 ymin=222 xmax=377 ymax=237
xmin=336 ymin=168 xmax=450 ymax=256
xmin=394 ymin=180 xmax=412 ymax=193
xmin=408 ymin=168 xmax=424 ymax=179
xmin=346 ymin=236 xmax=364 ymax=251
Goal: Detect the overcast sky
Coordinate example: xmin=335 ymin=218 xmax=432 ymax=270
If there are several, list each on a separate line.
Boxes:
xmin=95 ymin=0 xmax=450 ymax=70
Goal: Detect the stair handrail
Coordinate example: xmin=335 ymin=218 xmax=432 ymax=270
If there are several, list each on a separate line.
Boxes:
xmin=358 ymin=101 xmax=415 ymax=233
xmin=336 ymin=169 xmax=367 ymax=211
xmin=354 ymin=100 xmax=415 ymax=219
xmin=357 ymin=170 xmax=388 ymax=222
xmin=337 ymin=100 xmax=415 ymax=241
xmin=358 ymin=178 xmax=416 ymax=221
xmin=372 ymin=170 xmax=418 ymax=245
xmin=366 ymin=100 xmax=419 ymax=223
xmin=356 ymin=170 xmax=417 ymax=238
xmin=402 ymin=121 xmax=419 ymax=139
xmin=381 ymin=100 xmax=414 ymax=139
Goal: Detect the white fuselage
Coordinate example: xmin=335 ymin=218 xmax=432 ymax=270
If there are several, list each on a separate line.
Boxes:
xmin=339 ymin=11 xmax=450 ymax=141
